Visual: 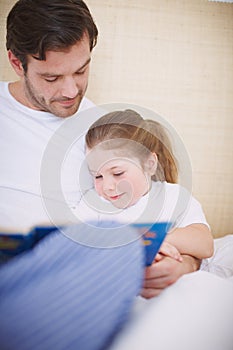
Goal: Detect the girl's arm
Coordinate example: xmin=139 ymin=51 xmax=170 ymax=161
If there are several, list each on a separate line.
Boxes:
xmin=157 ymin=241 xmax=183 ymax=262
xmin=165 ymin=223 xmax=214 ymax=259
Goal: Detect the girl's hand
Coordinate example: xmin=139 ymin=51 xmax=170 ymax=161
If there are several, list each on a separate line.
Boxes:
xmin=155 ymin=241 xmax=183 ymax=263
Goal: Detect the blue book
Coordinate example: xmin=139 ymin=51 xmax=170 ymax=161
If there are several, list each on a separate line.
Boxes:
xmin=0 ymin=222 xmax=171 ymax=266
xmin=131 ymin=222 xmax=172 ymax=266
xmin=0 ymin=226 xmax=58 ymax=262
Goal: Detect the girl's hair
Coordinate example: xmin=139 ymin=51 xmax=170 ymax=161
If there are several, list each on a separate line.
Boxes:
xmin=86 ymin=109 xmax=178 ymax=183
xmin=6 ymin=0 xmax=98 ymax=72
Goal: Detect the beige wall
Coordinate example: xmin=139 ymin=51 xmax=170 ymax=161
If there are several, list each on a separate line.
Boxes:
xmin=1 ymin=0 xmax=233 ymax=237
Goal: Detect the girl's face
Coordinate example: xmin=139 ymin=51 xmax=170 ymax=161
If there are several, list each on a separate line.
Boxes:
xmin=86 ymin=147 xmax=157 ymax=209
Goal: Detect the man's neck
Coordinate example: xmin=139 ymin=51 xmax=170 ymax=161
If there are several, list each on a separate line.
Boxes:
xmin=8 ymin=81 xmax=37 ymax=110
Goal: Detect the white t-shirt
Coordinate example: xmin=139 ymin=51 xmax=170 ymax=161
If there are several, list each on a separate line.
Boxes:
xmin=0 ymin=81 xmax=98 ymax=232
xmin=73 ymin=181 xmax=209 ymax=229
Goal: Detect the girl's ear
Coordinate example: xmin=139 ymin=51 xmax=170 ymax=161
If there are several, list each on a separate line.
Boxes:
xmin=144 ymin=152 xmax=158 ymax=176
xmin=8 ymin=50 xmax=24 ymax=77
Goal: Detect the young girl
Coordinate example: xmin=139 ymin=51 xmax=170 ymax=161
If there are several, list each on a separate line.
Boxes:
xmin=75 ymin=109 xmax=213 ymax=261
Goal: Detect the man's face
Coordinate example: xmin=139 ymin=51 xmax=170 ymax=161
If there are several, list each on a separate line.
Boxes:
xmin=23 ymin=35 xmax=91 ymax=118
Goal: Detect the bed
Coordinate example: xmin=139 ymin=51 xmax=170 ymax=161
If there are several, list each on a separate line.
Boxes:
xmin=110 ymin=235 xmax=233 ymax=350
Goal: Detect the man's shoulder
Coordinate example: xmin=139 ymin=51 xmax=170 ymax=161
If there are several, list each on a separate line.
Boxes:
xmin=0 ymin=81 xmax=9 ymax=97
xmin=0 ymin=81 xmax=8 ymax=86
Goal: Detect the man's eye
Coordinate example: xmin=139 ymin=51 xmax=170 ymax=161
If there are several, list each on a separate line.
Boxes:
xmin=76 ymin=69 xmax=86 ymax=75
xmin=45 ymin=77 xmax=58 ymax=82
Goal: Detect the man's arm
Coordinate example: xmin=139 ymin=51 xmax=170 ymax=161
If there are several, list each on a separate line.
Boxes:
xmin=141 ymin=254 xmax=201 ymax=299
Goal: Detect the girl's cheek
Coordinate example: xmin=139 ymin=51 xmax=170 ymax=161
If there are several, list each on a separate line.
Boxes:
xmin=117 ymin=179 xmax=132 ymax=193
xmin=94 ymin=181 xmax=102 ymax=195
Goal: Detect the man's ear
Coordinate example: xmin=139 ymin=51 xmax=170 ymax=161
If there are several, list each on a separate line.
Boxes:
xmin=8 ymin=50 xmax=24 ymax=77
xmin=144 ymin=152 xmax=158 ymax=176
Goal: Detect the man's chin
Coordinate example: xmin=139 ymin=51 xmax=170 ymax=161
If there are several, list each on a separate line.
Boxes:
xmin=50 ymin=102 xmax=82 ymax=118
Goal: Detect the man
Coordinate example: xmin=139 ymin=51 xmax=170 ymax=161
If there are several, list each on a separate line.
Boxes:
xmin=1 ymin=0 xmax=199 ymax=301
xmin=0 ymin=0 xmax=98 ymax=231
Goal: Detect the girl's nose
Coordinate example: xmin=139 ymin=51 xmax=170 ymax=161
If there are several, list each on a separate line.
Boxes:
xmin=103 ymin=177 xmax=116 ymax=192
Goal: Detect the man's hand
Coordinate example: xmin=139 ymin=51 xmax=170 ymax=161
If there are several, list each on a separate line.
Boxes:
xmin=141 ymin=255 xmax=201 ymax=299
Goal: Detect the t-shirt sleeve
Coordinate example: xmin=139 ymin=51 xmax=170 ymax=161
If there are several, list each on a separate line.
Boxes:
xmin=175 ymin=193 xmax=210 ymax=229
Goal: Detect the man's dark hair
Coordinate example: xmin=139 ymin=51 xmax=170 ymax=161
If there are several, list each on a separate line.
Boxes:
xmin=6 ymin=0 xmax=98 ymax=71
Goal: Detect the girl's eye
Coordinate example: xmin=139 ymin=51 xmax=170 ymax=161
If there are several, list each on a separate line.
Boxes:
xmin=114 ymin=172 xmax=124 ymax=177
xmin=95 ymin=175 xmax=102 ymax=180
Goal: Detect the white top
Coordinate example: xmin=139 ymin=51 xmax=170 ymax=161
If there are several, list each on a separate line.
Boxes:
xmin=0 ymin=81 xmax=97 ymax=232
xmin=73 ymin=181 xmax=209 ymax=229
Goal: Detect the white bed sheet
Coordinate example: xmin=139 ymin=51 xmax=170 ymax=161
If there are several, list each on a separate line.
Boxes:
xmin=110 ymin=271 xmax=233 ymax=350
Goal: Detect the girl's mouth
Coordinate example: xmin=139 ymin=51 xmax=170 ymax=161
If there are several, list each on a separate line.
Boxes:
xmin=109 ymin=195 xmax=122 ymax=200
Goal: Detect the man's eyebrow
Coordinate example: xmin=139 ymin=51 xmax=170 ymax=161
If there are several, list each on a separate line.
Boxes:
xmin=77 ymin=57 xmax=91 ymax=71
xmin=38 ymin=57 xmax=91 ymax=77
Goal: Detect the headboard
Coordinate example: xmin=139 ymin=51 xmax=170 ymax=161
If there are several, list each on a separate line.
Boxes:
xmin=1 ymin=0 xmax=232 ymax=237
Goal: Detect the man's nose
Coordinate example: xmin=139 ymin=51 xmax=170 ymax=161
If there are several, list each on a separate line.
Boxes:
xmin=61 ymin=78 xmax=79 ymax=98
